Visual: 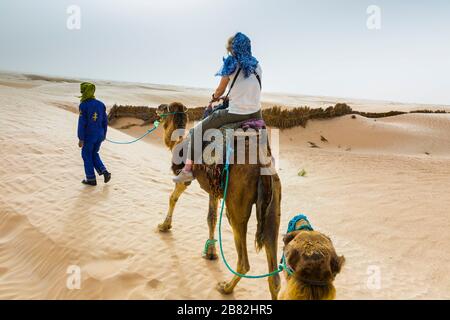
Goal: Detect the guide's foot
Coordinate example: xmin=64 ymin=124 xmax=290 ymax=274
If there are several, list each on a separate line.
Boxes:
xmin=82 ymin=179 xmax=97 ymax=186
xmin=103 ymin=171 xmax=111 ymax=183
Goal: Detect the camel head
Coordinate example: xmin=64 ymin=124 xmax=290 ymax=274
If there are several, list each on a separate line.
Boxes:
xmin=280 ymin=222 xmax=345 ymax=300
xmin=156 ymin=102 xmax=188 ymax=150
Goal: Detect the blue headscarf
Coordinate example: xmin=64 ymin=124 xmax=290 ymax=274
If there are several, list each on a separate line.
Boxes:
xmin=215 ymin=32 xmax=259 ymax=78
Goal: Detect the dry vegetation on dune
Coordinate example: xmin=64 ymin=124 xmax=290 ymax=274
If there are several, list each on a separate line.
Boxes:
xmin=108 ymin=104 xmax=206 ymax=126
xmin=108 ymin=103 xmax=448 ymax=129
xmin=108 ymin=105 xmax=158 ymax=123
xmin=24 ymin=74 xmax=80 ymax=83
xmin=262 ymin=103 xmax=353 ymax=128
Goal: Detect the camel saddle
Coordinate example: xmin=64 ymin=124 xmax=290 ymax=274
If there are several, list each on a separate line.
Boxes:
xmin=171 ymin=118 xmax=271 ymax=197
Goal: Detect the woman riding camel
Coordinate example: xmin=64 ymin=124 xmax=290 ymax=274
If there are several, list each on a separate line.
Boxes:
xmin=173 ymin=32 xmax=263 ymax=183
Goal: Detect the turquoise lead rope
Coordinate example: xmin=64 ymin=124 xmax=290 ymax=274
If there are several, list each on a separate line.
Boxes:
xmin=105 ymin=112 xmax=182 ymax=145
xmin=106 ymin=120 xmax=160 ymax=144
xmin=216 ymin=141 xmax=295 ymax=278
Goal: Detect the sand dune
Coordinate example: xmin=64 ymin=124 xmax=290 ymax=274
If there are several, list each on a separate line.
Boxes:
xmin=282 ymin=113 xmax=450 ymax=157
xmin=0 ymin=72 xmax=449 ymax=299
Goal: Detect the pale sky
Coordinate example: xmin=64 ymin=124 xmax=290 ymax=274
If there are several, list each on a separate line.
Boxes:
xmin=1 ymin=0 xmax=449 ymax=105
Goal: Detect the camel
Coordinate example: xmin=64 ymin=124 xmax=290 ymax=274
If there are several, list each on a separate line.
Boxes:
xmin=156 ymin=102 xmax=282 ymax=300
xmin=279 ymin=218 xmax=345 ymax=300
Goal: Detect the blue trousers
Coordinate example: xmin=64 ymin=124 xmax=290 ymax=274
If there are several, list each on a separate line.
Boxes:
xmin=82 ymin=137 xmax=106 ymax=181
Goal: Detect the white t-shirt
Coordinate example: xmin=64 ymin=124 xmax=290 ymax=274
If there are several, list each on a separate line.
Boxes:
xmin=227 ymin=64 xmax=262 ymax=115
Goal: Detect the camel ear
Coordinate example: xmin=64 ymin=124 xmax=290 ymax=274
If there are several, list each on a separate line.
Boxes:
xmin=283 ymin=231 xmax=300 ymax=245
xmin=331 ymin=254 xmax=345 ymax=276
xmin=158 ymin=104 xmax=169 ymax=112
xmin=183 ymin=105 xmax=188 ymax=112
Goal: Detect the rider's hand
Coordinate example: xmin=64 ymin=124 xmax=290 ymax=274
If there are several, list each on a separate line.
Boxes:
xmin=210 ymin=93 xmax=220 ymax=103
xmin=78 ymin=140 xmax=84 ymax=148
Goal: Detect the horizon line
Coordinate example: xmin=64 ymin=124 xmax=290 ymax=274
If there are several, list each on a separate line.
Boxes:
xmin=1 ymin=68 xmax=449 ymax=108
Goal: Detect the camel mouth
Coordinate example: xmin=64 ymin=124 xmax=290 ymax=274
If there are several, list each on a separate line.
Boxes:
xmin=297 ymin=276 xmax=331 ymax=287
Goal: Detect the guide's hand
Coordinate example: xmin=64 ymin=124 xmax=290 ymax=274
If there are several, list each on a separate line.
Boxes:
xmin=78 ymin=140 xmax=84 ymax=148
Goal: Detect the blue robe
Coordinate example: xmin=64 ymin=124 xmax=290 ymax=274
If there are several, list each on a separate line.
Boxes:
xmin=77 ymin=99 xmax=108 ymax=180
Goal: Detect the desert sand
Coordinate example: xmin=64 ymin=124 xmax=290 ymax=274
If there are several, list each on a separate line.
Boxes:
xmin=0 ymin=71 xmax=449 ymax=299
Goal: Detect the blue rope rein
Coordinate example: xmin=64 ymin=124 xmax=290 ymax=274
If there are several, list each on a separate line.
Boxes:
xmin=105 ymin=112 xmax=182 ymax=145
xmin=106 ymin=120 xmax=160 ymax=145
xmin=216 ymin=139 xmax=294 ymax=278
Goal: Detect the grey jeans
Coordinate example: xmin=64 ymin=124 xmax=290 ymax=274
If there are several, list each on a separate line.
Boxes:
xmin=188 ymin=109 xmax=262 ymax=161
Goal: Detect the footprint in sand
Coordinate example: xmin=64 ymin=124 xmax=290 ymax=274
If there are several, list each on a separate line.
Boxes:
xmin=146 ymin=279 xmax=162 ymax=289
xmin=0 ymin=267 xmax=8 ymax=277
xmin=29 ymin=147 xmax=44 ymax=155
